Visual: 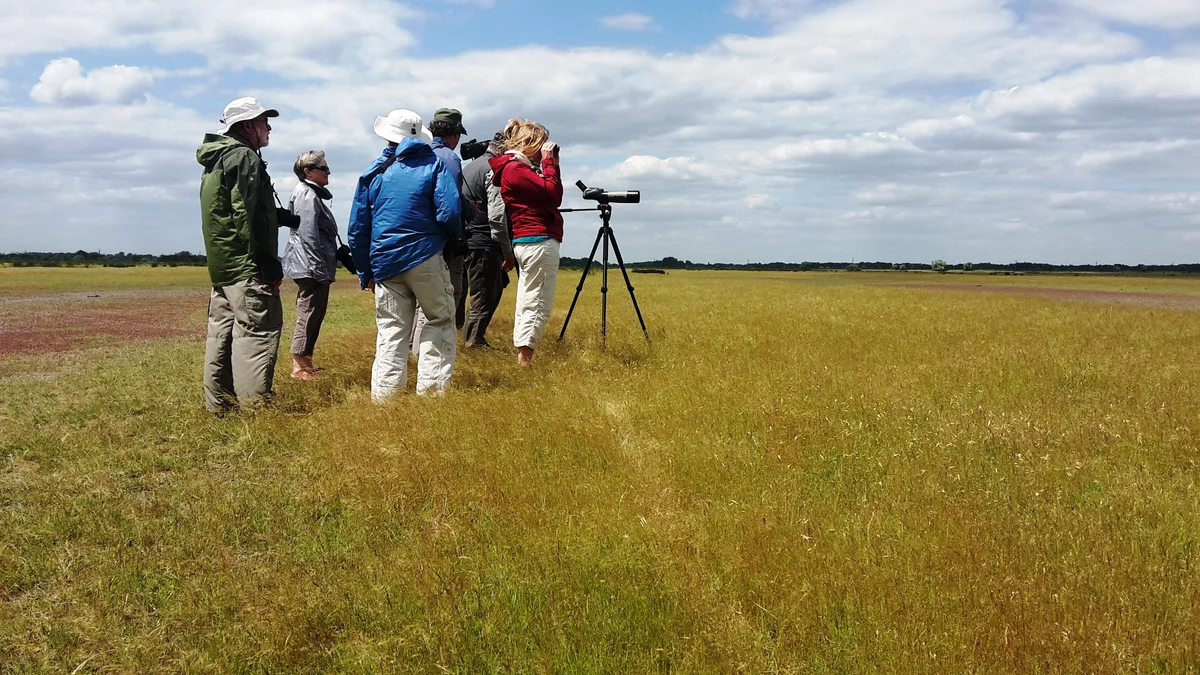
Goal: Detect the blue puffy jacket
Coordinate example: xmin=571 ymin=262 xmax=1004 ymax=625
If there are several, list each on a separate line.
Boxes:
xmin=348 ymin=137 xmax=462 ymax=289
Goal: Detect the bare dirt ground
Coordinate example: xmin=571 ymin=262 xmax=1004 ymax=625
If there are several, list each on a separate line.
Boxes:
xmin=0 ymin=290 xmax=207 ymax=357
xmin=894 ymin=283 xmax=1200 ymax=310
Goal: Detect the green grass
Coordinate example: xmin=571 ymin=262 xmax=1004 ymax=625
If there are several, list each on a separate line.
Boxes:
xmin=3 ymin=268 xmax=1200 ymax=672
xmin=0 ymin=266 xmax=211 ymax=296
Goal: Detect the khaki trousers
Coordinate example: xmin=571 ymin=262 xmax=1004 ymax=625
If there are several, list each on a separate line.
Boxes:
xmin=411 ymin=254 xmax=466 ymax=350
xmin=204 ymin=279 xmax=283 ymax=413
xmin=373 ymin=254 xmax=457 ymax=401
xmin=291 ymin=278 xmax=331 ymax=357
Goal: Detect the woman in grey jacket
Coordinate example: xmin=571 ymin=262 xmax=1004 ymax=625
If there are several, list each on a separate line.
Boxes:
xmin=282 ymin=150 xmax=338 ymax=380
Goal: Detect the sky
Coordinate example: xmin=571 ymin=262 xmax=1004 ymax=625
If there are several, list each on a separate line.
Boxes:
xmin=1 ymin=0 xmax=1199 ymax=265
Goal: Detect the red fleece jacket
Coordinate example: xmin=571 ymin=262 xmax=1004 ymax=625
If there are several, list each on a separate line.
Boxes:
xmin=489 ymin=153 xmax=564 ymax=242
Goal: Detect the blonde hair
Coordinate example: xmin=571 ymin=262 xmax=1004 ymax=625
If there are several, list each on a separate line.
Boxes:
xmin=502 ymin=119 xmax=549 ymax=160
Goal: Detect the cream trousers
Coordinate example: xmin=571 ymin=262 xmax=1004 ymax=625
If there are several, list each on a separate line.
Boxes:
xmin=513 ymin=238 xmax=560 ymax=349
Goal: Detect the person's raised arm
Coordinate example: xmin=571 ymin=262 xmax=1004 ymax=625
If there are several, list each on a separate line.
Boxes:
xmin=538 ymin=141 xmax=564 ymax=208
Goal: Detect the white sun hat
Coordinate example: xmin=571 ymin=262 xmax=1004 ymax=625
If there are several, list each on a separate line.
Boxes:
xmin=219 ymin=97 xmax=278 ymax=133
xmin=374 ymin=109 xmax=432 ymax=144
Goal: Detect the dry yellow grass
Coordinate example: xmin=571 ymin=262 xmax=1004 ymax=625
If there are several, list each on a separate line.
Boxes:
xmin=2 ymin=268 xmax=1200 ymax=672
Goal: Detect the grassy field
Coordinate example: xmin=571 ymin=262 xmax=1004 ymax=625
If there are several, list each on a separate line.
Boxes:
xmin=3 ymin=267 xmax=1200 ymax=672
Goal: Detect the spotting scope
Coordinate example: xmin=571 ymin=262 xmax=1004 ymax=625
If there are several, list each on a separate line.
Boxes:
xmin=576 ymin=180 xmax=640 ymax=204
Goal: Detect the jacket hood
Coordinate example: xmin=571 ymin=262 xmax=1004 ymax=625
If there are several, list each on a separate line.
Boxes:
xmin=196 ymin=133 xmax=247 ymax=169
xmin=488 ymin=153 xmax=519 ymax=183
xmin=395 ymin=136 xmax=434 ymax=160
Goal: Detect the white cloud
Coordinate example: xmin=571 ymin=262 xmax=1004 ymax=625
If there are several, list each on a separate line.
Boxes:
xmin=971 ymin=58 xmax=1200 ymax=125
xmin=0 ymin=0 xmax=420 ymax=79
xmin=855 ymin=184 xmax=935 ymax=207
xmin=30 ymin=58 xmax=153 ymax=106
xmin=727 ymin=0 xmax=826 ymax=23
xmin=744 ymin=193 xmax=781 ymax=210
xmin=596 ymin=156 xmax=731 ymax=182
xmin=1061 ymin=0 xmax=1200 ymax=28
xmin=1074 ymin=140 xmax=1194 ymax=169
xmin=600 ymin=13 xmax=656 ymax=31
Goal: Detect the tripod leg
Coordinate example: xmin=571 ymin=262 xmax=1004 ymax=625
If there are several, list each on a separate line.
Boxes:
xmin=606 ymin=229 xmax=651 ymax=342
xmin=601 ymin=226 xmax=610 ymax=345
xmin=557 ymin=225 xmax=604 ymax=341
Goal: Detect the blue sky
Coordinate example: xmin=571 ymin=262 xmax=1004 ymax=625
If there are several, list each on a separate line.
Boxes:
xmin=2 ymin=0 xmax=1200 ymax=264
xmin=422 ymin=0 xmax=757 ymax=55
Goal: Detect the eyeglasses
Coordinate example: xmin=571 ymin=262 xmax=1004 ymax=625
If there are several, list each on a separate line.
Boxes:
xmin=310 ymin=166 xmax=330 ymax=173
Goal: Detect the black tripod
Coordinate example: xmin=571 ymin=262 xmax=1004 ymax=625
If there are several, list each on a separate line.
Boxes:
xmin=557 ymin=204 xmax=650 ymax=344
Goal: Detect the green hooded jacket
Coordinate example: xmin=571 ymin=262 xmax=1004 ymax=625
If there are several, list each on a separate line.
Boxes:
xmin=196 ymin=132 xmax=283 ymax=286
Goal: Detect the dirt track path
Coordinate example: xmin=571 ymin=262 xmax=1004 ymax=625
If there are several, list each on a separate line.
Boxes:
xmin=0 ymin=290 xmax=208 ymax=357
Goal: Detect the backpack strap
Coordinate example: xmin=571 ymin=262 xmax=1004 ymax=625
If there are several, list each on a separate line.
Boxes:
xmin=364 ymin=154 xmax=399 ymax=209
xmin=367 ymin=154 xmax=398 ymax=183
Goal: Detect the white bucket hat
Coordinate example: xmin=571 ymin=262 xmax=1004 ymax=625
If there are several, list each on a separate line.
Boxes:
xmin=219 ymin=97 xmax=278 ymax=133
xmin=374 ymin=109 xmax=432 ymax=144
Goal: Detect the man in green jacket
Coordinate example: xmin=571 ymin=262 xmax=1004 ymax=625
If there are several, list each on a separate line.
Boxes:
xmin=197 ymin=97 xmax=284 ymax=413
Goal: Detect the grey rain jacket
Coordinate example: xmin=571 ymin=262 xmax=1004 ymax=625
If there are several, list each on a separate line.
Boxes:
xmin=282 ymin=180 xmax=339 ymax=282
xmin=462 ymin=150 xmax=512 ymax=256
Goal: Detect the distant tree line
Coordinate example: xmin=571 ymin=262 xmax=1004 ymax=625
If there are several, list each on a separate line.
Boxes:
xmin=559 ymin=256 xmax=1200 ymax=274
xmin=6 ymin=251 xmax=1199 ymax=275
xmin=0 ymin=250 xmax=207 ymax=267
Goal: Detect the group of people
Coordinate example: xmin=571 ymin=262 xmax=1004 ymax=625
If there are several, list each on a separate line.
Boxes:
xmin=197 ymin=96 xmax=564 ymax=414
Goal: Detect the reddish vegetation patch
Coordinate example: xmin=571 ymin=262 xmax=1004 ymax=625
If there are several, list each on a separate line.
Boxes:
xmin=895 ymin=283 xmax=1200 ymax=310
xmin=0 ymin=291 xmax=208 ymax=356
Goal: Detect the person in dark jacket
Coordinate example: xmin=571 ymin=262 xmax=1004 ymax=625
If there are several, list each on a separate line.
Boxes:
xmin=428 ymin=108 xmax=471 ymax=328
xmin=349 ymin=109 xmax=462 ymax=400
xmin=489 ymin=118 xmax=562 ymax=366
xmin=282 ymin=149 xmax=338 ymax=381
xmin=196 ymin=96 xmax=284 ymax=413
xmin=461 ymin=132 xmax=513 ymax=348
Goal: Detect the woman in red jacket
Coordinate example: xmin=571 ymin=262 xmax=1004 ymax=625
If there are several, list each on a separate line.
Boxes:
xmin=489 ymin=119 xmax=563 ymax=366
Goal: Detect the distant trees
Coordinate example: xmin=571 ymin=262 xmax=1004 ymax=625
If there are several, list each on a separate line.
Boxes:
xmin=1 ymin=250 xmax=206 ymax=267
xmin=7 ymin=250 xmax=1200 ymax=276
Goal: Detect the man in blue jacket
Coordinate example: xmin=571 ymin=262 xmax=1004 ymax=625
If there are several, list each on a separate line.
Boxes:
xmin=349 ymin=109 xmax=462 ymax=400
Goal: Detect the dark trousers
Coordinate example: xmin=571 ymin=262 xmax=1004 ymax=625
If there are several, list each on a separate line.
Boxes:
xmin=291 ymin=278 xmax=331 ymax=357
xmin=464 ymin=248 xmax=505 ymax=346
xmin=448 ymin=255 xmax=467 ymax=330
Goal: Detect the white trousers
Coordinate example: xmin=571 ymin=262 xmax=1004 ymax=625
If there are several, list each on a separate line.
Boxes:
xmin=513 ymin=238 xmax=560 ymax=349
xmin=372 ymin=254 xmax=457 ymax=401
